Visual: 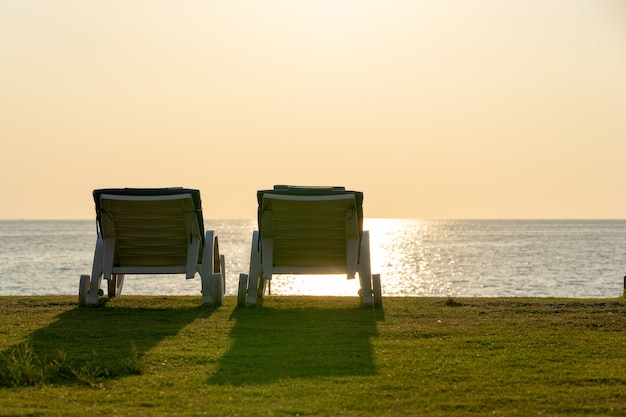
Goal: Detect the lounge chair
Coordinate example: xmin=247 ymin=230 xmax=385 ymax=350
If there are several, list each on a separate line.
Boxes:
xmin=237 ymin=185 xmax=382 ymax=307
xmin=78 ymin=187 xmax=225 ymax=307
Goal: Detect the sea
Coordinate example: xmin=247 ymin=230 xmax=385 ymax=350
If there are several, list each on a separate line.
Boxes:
xmin=1 ymin=219 xmax=625 ymax=299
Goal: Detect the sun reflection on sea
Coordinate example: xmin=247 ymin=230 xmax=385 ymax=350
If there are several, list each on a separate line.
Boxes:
xmin=267 ymin=218 xmax=446 ymax=297
xmin=367 ymin=218 xmax=449 ymax=296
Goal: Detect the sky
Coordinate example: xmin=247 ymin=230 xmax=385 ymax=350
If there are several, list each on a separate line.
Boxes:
xmin=1 ymin=0 xmax=625 ymax=220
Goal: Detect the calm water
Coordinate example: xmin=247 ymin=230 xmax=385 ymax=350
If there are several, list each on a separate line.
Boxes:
xmin=0 ymin=219 xmax=624 ymax=298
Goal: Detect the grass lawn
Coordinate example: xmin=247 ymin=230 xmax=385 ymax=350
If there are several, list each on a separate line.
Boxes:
xmin=0 ymin=295 xmax=624 ymax=416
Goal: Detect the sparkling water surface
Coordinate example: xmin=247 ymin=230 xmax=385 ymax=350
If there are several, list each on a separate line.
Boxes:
xmin=0 ymin=219 xmax=624 ymax=298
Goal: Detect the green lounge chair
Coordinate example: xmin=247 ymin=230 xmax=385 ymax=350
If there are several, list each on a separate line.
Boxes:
xmin=79 ymin=188 xmax=225 ymax=307
xmin=237 ymin=185 xmax=382 ymax=307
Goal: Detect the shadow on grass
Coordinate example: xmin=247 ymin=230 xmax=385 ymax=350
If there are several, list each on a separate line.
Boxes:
xmin=209 ymin=301 xmax=381 ymax=385
xmin=0 ymin=298 xmax=215 ymax=386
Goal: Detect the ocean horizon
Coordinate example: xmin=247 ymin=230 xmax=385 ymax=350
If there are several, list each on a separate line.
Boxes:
xmin=1 ymin=219 xmax=625 ymax=299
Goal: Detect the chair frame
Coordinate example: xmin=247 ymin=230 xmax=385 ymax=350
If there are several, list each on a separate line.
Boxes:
xmin=79 ymin=188 xmax=225 ymax=307
xmin=237 ymin=186 xmax=382 ymax=307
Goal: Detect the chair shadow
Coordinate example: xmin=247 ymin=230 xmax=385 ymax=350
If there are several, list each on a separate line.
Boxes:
xmin=208 ymin=302 xmax=381 ymax=385
xmin=2 ymin=298 xmax=214 ymax=385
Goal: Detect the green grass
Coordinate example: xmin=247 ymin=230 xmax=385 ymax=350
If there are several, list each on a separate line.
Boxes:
xmin=0 ymin=295 xmax=625 ymax=416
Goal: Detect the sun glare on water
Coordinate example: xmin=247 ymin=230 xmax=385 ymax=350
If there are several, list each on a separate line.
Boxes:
xmin=267 ymin=219 xmax=427 ymax=297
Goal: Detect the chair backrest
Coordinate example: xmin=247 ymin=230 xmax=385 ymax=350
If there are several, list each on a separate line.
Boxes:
xmin=93 ymin=188 xmax=203 ymax=271
xmin=257 ymin=185 xmax=363 ymax=233
xmin=257 ymin=186 xmax=364 ymax=275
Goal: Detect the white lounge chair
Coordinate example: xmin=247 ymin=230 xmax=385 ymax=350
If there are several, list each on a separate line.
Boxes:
xmin=79 ymin=188 xmax=225 ymax=307
xmin=237 ymin=185 xmax=382 ymax=308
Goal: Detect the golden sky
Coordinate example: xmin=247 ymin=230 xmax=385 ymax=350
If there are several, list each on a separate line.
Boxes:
xmin=1 ymin=0 xmax=625 ymax=219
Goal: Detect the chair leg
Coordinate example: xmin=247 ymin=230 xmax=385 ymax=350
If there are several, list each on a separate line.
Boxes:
xmin=108 ymin=274 xmax=125 ymax=298
xmin=246 ymin=231 xmax=261 ymax=306
xmin=201 ymin=273 xmax=224 ymax=307
xmin=220 ymin=254 xmax=226 ymax=294
xmin=201 ymin=230 xmax=217 ymax=305
xmin=359 ymin=275 xmax=373 ymax=306
xmin=211 ymin=254 xmax=225 ymax=307
xmin=358 ymin=231 xmax=373 ymax=306
xmin=258 ymin=275 xmax=266 ymax=299
xmin=211 ymin=274 xmax=223 ymax=307
xmin=237 ymin=273 xmax=249 ymax=307
xmin=215 ymin=254 xmax=226 ymax=306
xmin=78 ymin=275 xmax=90 ymax=307
xmin=117 ymin=274 xmax=125 ymax=296
xmin=372 ymin=273 xmax=383 ymax=308
xmin=87 ymin=238 xmax=104 ymax=306
xmin=247 ymin=271 xmax=259 ymax=306
xmin=107 ymin=276 xmax=116 ymax=298
xmin=201 ymin=273 xmax=214 ymax=305
xmin=106 ymin=274 xmax=117 ymax=298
